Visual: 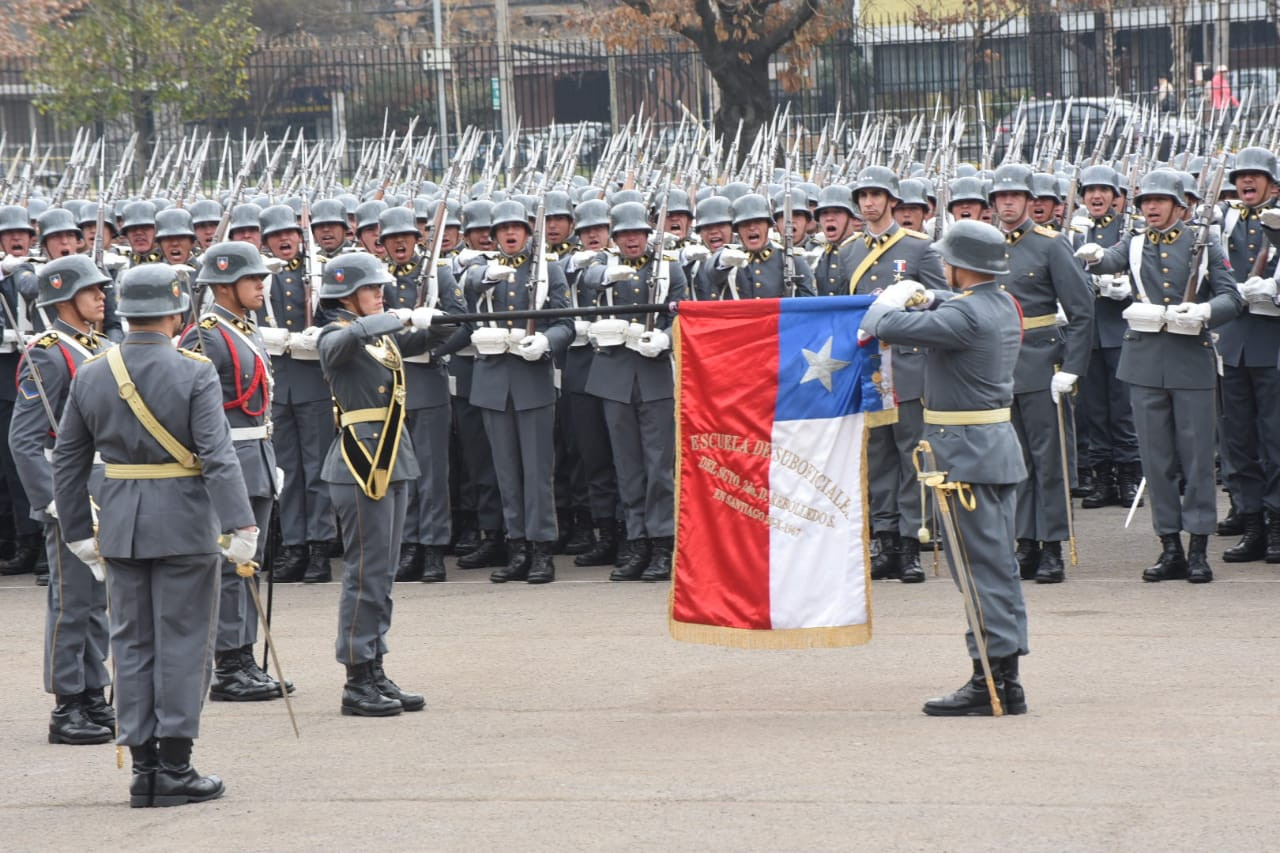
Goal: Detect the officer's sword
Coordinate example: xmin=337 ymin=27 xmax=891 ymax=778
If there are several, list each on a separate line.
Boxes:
xmin=228 ymin=554 xmax=299 ymax=738
xmin=913 ymin=441 xmax=1003 ymax=717
xmin=1054 ymin=394 xmax=1080 ymax=566
xmin=1124 ymin=477 xmax=1146 ymax=529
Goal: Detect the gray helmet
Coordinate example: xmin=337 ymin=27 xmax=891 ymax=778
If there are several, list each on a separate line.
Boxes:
xmin=37 ymin=208 xmax=82 ymax=242
xmin=573 ymin=199 xmax=610 ymax=232
xmin=1229 ymin=146 xmax=1279 ymax=184
xmin=260 ymin=204 xmax=301 ymax=238
xmin=355 ymin=199 xmax=388 ymax=234
xmin=664 ymin=188 xmax=693 ymax=216
xmin=61 ymin=199 xmax=88 ymax=221
xmin=282 ymin=196 xmax=303 ymax=216
xmin=772 ymin=188 xmax=811 ymax=220
xmin=37 ymin=254 xmax=110 ymax=308
xmin=1177 ymin=171 xmax=1202 ymax=202
xmin=575 ymin=185 xmax=605 ymax=203
xmin=154 ymin=208 xmax=196 ymax=240
xmin=115 ymin=263 xmax=191 ymax=318
xmin=1133 ymin=169 xmax=1187 ymax=207
xmin=987 ymin=164 xmax=1034 ymax=200
xmin=461 ymin=199 xmax=494 ymax=232
xmin=896 ymin=178 xmax=930 ymax=209
xmin=27 ymin=198 xmax=48 ymax=222
xmin=228 ymin=203 xmax=263 ymax=234
xmin=720 ymin=181 xmax=751 ymax=203
xmin=948 ymin=176 xmax=988 ymax=207
xmin=76 ymin=202 xmax=117 ymax=233
xmin=319 ymin=251 xmax=393 ymax=300
xmin=936 ymin=220 xmax=1009 ymax=275
xmin=543 ymin=190 xmax=573 ymax=219
xmin=798 ymin=181 xmax=821 ymax=206
xmin=1077 ymin=164 xmax=1121 ymax=195
xmin=814 ymin=185 xmax=857 ymax=217
xmin=412 ymin=196 xmax=433 ymax=221
xmin=1029 ymin=173 xmax=1062 ymax=202
xmin=730 ymin=193 xmax=772 ymax=226
xmin=954 ymin=163 xmax=978 ymax=179
xmin=489 ymin=199 xmax=531 ymax=236
xmin=610 ymin=201 xmax=651 ymax=235
xmin=854 ymin=165 xmax=901 ymax=201
xmin=607 ymin=189 xmax=644 ymax=207
xmin=120 ymin=200 xmax=157 ymax=233
xmin=0 ymin=204 xmax=35 ymax=235
xmin=695 ymin=196 xmax=733 ymax=229
xmin=196 ymin=241 xmax=271 ymax=285
xmin=310 ymin=199 xmax=347 ymax=229
xmin=337 ymin=193 xmax=359 ymax=216
xmin=188 ymin=199 xmax=222 ymax=226
xmin=442 ymin=200 xmax=461 ymax=228
xmin=378 ymin=206 xmax=419 ymax=240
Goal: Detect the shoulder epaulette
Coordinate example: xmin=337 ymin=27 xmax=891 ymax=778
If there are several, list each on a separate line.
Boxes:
xmin=1033 ymin=225 xmax=1058 ymax=238
xmin=903 ymin=228 xmax=931 ymax=240
xmin=198 ymin=315 xmax=219 ymax=330
xmin=33 ymin=332 xmax=60 ymax=349
xmin=178 ymin=348 xmax=210 ymax=363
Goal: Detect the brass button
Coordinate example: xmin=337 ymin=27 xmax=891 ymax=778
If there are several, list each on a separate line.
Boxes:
xmin=1163 ymin=297 xmax=1171 ymax=303
xmin=870 ymin=275 xmax=877 ymax=281
xmin=1162 ymin=282 xmax=1170 ymax=288
xmin=755 ymin=283 xmax=762 ymax=288
xmin=754 ymin=269 xmax=762 ymax=275
xmin=1162 ymin=268 xmax=1169 ymax=274
xmin=1160 ymin=252 xmax=1168 ymax=258
xmin=378 ymin=385 xmax=386 ymax=393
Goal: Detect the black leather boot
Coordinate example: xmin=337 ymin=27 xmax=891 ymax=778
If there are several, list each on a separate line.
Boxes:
xmin=1266 ymin=511 xmax=1280 ymax=564
xmin=641 ymin=536 xmax=673 ymax=582
xmin=526 ymin=540 xmax=556 ymax=584
xmin=209 ymin=649 xmax=277 ymax=702
xmin=48 ymin=694 xmax=113 ymax=744
xmin=239 ymin=646 xmax=293 ymax=696
xmin=1015 ymin=539 xmax=1041 ymax=580
xmin=0 ymin=533 xmax=41 ymax=575
xmin=129 ymin=742 xmax=159 ymax=808
xmin=303 ymin=542 xmax=332 ymax=583
xmin=609 ymin=538 xmax=651 ymax=581
xmin=271 ymin=545 xmax=307 ymax=582
xmin=869 ymin=531 xmax=900 ymax=580
xmin=611 ymin=521 xmax=630 ymax=567
xmin=1217 ymin=500 xmax=1243 ymax=536
xmin=922 ymin=658 xmax=1006 ymax=716
xmin=371 ymin=654 xmax=425 ymax=711
xmin=574 ymin=518 xmax=617 ymax=567
xmin=395 ymin=543 xmax=425 ymax=581
xmin=1116 ymin=461 xmax=1143 ymax=506
xmin=1071 ymin=465 xmax=1094 ymax=498
xmin=0 ymin=511 xmax=14 ymax=561
xmin=1142 ymin=533 xmax=1188 ymax=582
xmin=341 ymin=662 xmax=403 ymax=716
xmin=898 ymin=536 xmax=925 ymax=584
xmin=326 ymin=538 xmax=345 ymax=557
xmin=1035 ymin=540 xmax=1065 ymax=584
xmin=1223 ymin=512 xmax=1266 ymax=563
xmin=490 ymin=538 xmax=530 ymax=583
xmin=1081 ymin=463 xmax=1119 ymax=508
xmin=564 ymin=509 xmax=594 ymax=555
xmin=420 ymin=545 xmax=447 ymax=582
xmin=552 ymin=509 xmax=574 ymax=554
xmin=81 ymin=687 xmax=116 ymax=729
xmin=999 ymin=655 xmax=1027 ymax=715
xmin=457 ymin=531 xmax=506 ymax=569
xmin=453 ymin=511 xmax=480 ymax=555
xmin=152 ymin=738 xmax=224 ymax=807
xmin=1187 ymin=533 xmax=1213 ymax=583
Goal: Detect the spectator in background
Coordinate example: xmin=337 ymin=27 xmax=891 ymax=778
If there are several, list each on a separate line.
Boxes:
xmin=1210 ymin=64 xmax=1239 ymax=109
xmin=1156 ymin=75 xmax=1175 ymax=112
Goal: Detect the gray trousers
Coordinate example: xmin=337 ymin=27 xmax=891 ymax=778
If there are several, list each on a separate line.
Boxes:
xmin=601 ymin=392 xmax=675 ymax=539
xmin=1218 ymin=364 xmax=1280 ymax=514
xmin=404 ymin=404 xmax=453 ymax=546
xmin=452 ymin=396 xmax=503 ymax=530
xmin=867 ymin=399 xmax=925 ymax=539
xmin=332 ymin=481 xmax=407 ymax=666
xmin=1011 ymin=389 xmax=1070 ymax=542
xmin=215 ymin=496 xmax=272 ymax=652
xmin=105 ymin=554 xmax=220 ymax=746
xmin=1130 ymin=384 xmax=1218 ymax=536
xmin=1080 ymin=347 xmax=1139 ymax=466
xmin=942 ymin=482 xmax=1029 ymax=660
xmin=44 ymin=521 xmax=110 ymax=695
xmin=481 ymin=404 xmax=558 ymax=542
xmin=274 ymin=399 xmax=336 ymax=545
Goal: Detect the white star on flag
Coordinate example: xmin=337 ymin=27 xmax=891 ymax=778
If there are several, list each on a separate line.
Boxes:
xmin=799 ymin=336 xmax=850 ymax=392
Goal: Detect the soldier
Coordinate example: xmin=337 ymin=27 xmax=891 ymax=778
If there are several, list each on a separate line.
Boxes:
xmin=182 ymin=243 xmax=288 ymax=702
xmin=37 ymin=208 xmax=82 ymax=262
xmin=689 ymin=196 xmax=734 ymax=300
xmin=988 ymin=163 xmax=1093 ymax=584
xmin=1028 ymin=173 xmax=1064 ymax=230
xmin=810 ymin=186 xmax=862 ymax=297
xmin=53 ymin=263 xmax=257 ymax=807
xmin=461 ymin=199 xmax=574 ymax=584
xmin=316 ymin=252 xmax=445 ymax=716
xmin=310 ymin=199 xmax=351 ymax=258
xmin=227 ymin=203 xmax=263 ymax=248
xmin=1076 ymin=169 xmax=1243 ymax=583
xmin=861 ymin=220 xmax=1029 ymax=716
xmin=847 ymin=166 xmax=948 ymax=583
xmin=257 ymin=204 xmax=338 ymax=583
xmin=947 ymin=176 xmax=989 ymax=222
xmin=893 ymin=178 xmax=931 ymax=232
xmin=155 ymin=209 xmax=198 ymax=269
xmin=581 ymin=201 xmax=687 ymax=581
xmin=543 ymin=190 xmax=577 ymax=258
xmin=706 ymin=193 xmax=814 ymax=299
xmin=10 ymin=256 xmax=114 ymax=744
xmin=354 ymin=200 xmax=387 ymax=258
xmin=188 ymin=200 xmax=223 ymax=251
xmin=119 ymin=201 xmax=162 ymax=265
xmin=77 ymin=202 xmax=119 ymax=259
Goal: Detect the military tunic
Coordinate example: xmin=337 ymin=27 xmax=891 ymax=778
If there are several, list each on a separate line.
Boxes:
xmin=0 ymin=266 xmax=41 ymax=543
xmin=704 ymin=244 xmax=815 ymax=299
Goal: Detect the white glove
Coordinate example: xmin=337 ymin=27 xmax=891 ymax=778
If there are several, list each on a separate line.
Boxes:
xmin=517 ymin=331 xmax=550 ymax=361
xmin=222 ymin=527 xmax=259 ymax=566
xmin=636 ymin=329 xmax=670 ymax=358
xmin=274 ymin=466 xmax=285 ymax=494
xmin=44 ymin=500 xmax=57 ymax=520
xmin=1074 ymin=243 xmax=1104 ymax=265
xmin=0 ymin=254 xmax=28 ymax=273
xmin=456 ymin=248 xmax=487 ymax=268
xmin=718 ymin=247 xmax=749 ymax=269
xmin=906 ymin=287 xmax=936 ymax=310
xmin=605 ymin=265 xmax=636 ymax=285
xmin=1069 ymin=211 xmax=1092 ymax=234
xmin=67 ymin=538 xmax=105 ymax=582
xmin=1195 ymin=203 xmax=1222 ymax=225
xmin=659 ymin=232 xmax=680 ymax=250
xmin=571 ymin=250 xmax=598 ymax=269
xmin=1259 ymin=208 xmax=1280 ymax=230
xmin=484 ymin=262 xmax=516 ymax=284
xmin=262 ymin=256 xmax=284 ymax=274
xmin=289 ymin=326 xmax=321 ymax=352
xmin=100 ymin=251 xmax=130 ymax=271
xmin=680 ymin=244 xmax=709 ymax=264
xmin=874 ymin=281 xmax=924 ymax=311
xmin=1050 ymin=371 xmax=1077 ymax=405
xmin=1166 ymin=302 xmax=1211 ymax=333
xmin=1100 ymin=275 xmax=1132 ymax=301
xmin=803 ymin=246 xmax=824 ymax=267
xmin=410 ymin=306 xmax=443 ymax=329
xmin=390 ymin=307 xmax=413 ymax=325
xmin=1241 ymin=276 xmax=1278 ymax=301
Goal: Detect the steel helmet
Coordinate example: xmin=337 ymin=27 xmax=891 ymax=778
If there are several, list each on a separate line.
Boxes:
xmin=319 ymin=251 xmax=393 ymax=300
xmin=115 ymin=263 xmax=191 ymax=318
xmin=37 ymin=254 xmax=111 ymax=307
xmin=936 ymin=220 xmax=1010 ymax=275
xmin=196 ymin=241 xmax=272 ymax=285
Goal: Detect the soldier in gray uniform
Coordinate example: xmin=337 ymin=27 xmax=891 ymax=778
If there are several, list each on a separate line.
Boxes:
xmin=848 ymin=166 xmax=948 ymax=583
xmin=257 ymin=204 xmax=337 ymax=582
xmin=705 ymin=193 xmax=814 ymax=299
xmin=811 ymin=185 xmax=862 ymax=297
xmin=53 ymin=263 xmax=257 ymax=807
xmin=989 ymin=164 xmax=1094 ymax=583
xmin=579 ymin=201 xmax=687 ymax=581
xmin=1077 ymin=169 xmax=1243 ymax=583
xmin=461 ymin=200 xmax=574 ymax=584
xmin=316 ymin=252 xmax=445 ymax=717
xmin=862 ymin=220 xmax=1029 ymax=716
xmin=10 ymin=256 xmax=114 ymax=744
xmin=182 ymin=243 xmax=287 ymax=702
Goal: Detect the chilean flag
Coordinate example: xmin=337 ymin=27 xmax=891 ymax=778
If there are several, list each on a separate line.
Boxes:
xmin=671 ymin=296 xmax=893 ymax=648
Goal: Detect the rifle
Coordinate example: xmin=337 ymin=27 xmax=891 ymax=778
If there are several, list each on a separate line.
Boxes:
xmin=1183 ymin=160 xmax=1227 ymax=304
xmin=647 ymin=197 xmax=668 ymax=331
xmin=525 ymin=201 xmax=548 ymax=337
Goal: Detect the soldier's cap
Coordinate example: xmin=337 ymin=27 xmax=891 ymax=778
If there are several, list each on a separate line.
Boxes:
xmin=116 ymin=262 xmax=192 ymax=318
xmin=936 ymin=220 xmax=1010 ymax=275
xmin=196 ymin=241 xmax=271 ymax=285
xmin=37 ymin=254 xmax=110 ymax=307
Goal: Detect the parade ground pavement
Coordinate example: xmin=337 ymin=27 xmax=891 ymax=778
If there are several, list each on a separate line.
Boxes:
xmin=2 ymin=495 xmax=1277 ymax=851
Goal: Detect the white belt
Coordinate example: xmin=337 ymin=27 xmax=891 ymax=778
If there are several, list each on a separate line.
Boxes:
xmin=45 ymin=448 xmax=103 ymax=465
xmin=230 ymin=424 xmax=272 ymax=441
